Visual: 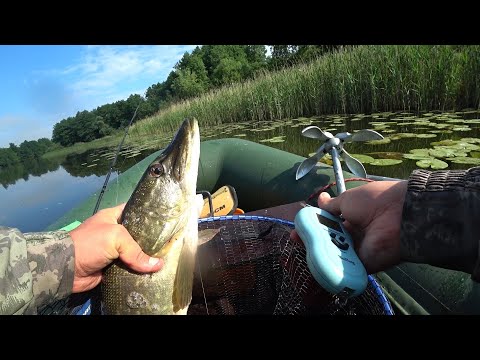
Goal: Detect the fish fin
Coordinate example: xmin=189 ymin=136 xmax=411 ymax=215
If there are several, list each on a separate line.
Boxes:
xmin=198 ymin=227 xmax=223 ymax=245
xmin=172 ymin=238 xmax=197 ymax=313
xmin=172 ymin=207 xmax=199 ymax=313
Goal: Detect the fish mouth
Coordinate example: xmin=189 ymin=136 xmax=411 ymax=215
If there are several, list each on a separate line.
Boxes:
xmin=159 ymin=118 xmax=200 ymax=182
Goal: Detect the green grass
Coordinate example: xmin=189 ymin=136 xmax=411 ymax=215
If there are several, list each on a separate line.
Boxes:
xmin=42 ymin=132 xmax=124 ymax=159
xmin=130 ymin=45 xmax=480 ymax=137
xmin=42 ymin=130 xmax=171 ymax=159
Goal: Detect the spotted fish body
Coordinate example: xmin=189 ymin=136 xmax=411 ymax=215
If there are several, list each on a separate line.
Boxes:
xmin=101 ymin=118 xmax=200 ymax=315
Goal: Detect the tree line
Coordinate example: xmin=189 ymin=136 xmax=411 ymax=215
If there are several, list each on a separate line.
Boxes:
xmin=0 ymin=45 xmax=342 ymax=164
xmin=0 ymin=138 xmax=59 ymax=170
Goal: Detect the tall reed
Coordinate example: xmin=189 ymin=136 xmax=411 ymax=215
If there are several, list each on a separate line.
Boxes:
xmin=131 ymin=45 xmax=480 ymax=136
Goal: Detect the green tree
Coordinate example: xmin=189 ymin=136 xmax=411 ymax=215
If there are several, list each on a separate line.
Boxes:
xmin=0 ymin=148 xmax=20 ymax=168
xmin=211 ymin=58 xmax=245 ymax=86
xmin=95 ymin=103 xmax=123 ymax=129
xmin=172 ymin=69 xmax=207 ymax=99
xmin=175 ymin=48 xmax=210 ymax=91
xmin=53 ymin=117 xmax=76 ymax=146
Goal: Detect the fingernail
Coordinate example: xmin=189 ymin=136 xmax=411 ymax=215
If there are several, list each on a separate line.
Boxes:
xmin=149 ymin=257 xmax=161 ymax=266
xmin=319 ymin=192 xmax=329 ymax=199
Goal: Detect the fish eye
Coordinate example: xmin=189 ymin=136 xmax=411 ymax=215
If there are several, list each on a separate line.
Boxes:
xmin=150 ymin=163 xmax=165 ymax=177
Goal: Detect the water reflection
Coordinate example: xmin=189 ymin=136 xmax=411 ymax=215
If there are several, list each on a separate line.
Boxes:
xmin=0 ymin=157 xmax=60 ymax=189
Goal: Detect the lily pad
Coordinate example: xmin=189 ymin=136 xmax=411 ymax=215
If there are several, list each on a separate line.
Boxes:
xmin=370 ymin=125 xmax=390 ymax=131
xmin=369 ymin=122 xmax=390 ymax=126
xmin=366 ymin=138 xmax=391 ymax=145
xmin=416 ymin=134 xmax=437 ymax=138
xmin=416 ymin=158 xmax=449 ymax=169
xmin=404 ymin=154 xmax=432 ymax=160
xmin=429 ymin=130 xmax=453 ymax=134
xmin=413 ymin=121 xmax=433 ymax=126
xmin=430 ymin=140 xmax=480 ymax=152
xmin=448 ymin=142 xmax=480 ymax=151
xmin=445 ymin=157 xmax=480 ymax=165
xmin=460 ymin=137 xmax=480 ymax=144
xmin=259 ymin=136 xmax=286 ymax=143
xmin=368 ymin=152 xmax=404 ymax=160
xmin=250 ymin=127 xmax=276 ymax=132
xmin=428 ymin=148 xmax=457 ymax=158
xmin=389 ymin=133 xmax=417 ymax=140
xmin=126 ymin=153 xmax=141 ymax=158
xmin=409 ymin=148 xmax=431 ymax=156
xmin=430 ymin=139 xmax=459 ymax=146
xmin=369 ymin=159 xmax=403 ymax=166
xmin=318 ymin=153 xmax=333 ymax=165
xmin=431 ymin=123 xmax=450 ymax=129
xmin=346 ymin=154 xmax=375 ymax=164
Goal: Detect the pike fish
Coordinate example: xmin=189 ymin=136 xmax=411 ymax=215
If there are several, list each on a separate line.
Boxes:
xmin=101 ymin=118 xmax=201 ymax=315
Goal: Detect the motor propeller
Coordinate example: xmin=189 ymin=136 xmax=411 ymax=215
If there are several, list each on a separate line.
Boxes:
xmin=295 ymin=126 xmax=384 ymax=186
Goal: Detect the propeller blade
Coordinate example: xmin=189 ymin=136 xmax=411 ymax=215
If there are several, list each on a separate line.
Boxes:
xmin=335 ymin=132 xmax=353 ymax=142
xmin=341 ymin=148 xmax=367 ymax=178
xmin=296 ymin=145 xmax=326 ymax=180
xmin=351 ymin=129 xmax=384 ymax=142
xmin=301 ymin=126 xmax=332 ymax=141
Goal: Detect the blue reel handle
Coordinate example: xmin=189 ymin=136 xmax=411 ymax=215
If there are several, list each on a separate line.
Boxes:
xmin=294 ymin=206 xmax=367 ymax=298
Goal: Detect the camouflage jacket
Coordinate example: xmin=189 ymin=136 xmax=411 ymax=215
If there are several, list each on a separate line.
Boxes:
xmin=0 ymin=228 xmax=74 ymax=315
xmin=401 ymin=166 xmax=480 ymax=282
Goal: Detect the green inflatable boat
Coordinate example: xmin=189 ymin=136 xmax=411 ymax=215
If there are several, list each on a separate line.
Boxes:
xmin=46 ymin=138 xmax=480 ymax=315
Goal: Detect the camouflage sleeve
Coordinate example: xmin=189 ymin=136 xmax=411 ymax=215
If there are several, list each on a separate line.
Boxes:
xmin=0 ymin=227 xmax=75 ymax=315
xmin=400 ymin=166 xmax=480 ymax=281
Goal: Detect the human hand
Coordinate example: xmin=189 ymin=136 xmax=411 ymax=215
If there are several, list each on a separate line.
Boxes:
xmin=291 ymin=181 xmax=408 ymax=274
xmin=69 ymin=203 xmax=163 ymax=293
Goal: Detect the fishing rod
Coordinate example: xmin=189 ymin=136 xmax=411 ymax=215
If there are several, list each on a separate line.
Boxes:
xmin=92 ymin=94 xmax=144 ymax=215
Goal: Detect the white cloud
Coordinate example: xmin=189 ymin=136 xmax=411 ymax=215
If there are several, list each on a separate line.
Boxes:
xmin=33 ymin=45 xmax=198 ymax=113
xmin=66 ymin=45 xmax=196 ymax=103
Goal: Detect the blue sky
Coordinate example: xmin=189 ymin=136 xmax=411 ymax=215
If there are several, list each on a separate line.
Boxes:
xmin=0 ymin=45 xmax=198 ymax=147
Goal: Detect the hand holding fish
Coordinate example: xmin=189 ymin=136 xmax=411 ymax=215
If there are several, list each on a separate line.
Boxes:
xmin=69 ymin=203 xmax=163 ymax=294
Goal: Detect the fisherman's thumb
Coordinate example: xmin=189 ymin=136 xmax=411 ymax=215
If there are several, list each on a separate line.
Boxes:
xmin=117 ymin=239 xmax=164 ymax=273
xmin=317 ymin=191 xmax=342 ymax=216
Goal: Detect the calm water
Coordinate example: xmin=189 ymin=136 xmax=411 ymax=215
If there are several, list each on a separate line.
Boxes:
xmin=2 ymin=110 xmax=479 ymax=232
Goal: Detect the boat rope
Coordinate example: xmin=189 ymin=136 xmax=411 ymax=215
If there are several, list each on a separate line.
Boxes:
xmin=306 ymin=177 xmax=374 ymax=202
xmin=92 ymin=93 xmax=145 ymax=215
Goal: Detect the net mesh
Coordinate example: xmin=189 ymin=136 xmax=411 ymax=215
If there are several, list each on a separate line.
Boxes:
xmin=189 ymin=216 xmax=392 ymax=315
xmin=38 ymin=216 xmax=393 ymax=315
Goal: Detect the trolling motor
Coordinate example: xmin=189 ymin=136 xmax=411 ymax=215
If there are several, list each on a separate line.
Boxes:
xmin=294 ymin=126 xmax=384 ymax=299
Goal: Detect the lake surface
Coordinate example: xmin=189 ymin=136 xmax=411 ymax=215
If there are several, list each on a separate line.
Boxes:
xmin=2 ymin=110 xmax=479 ymax=232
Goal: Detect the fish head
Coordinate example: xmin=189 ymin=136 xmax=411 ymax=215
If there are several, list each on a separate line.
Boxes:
xmin=149 ymin=117 xmax=200 ymax=194
xmin=121 ymin=118 xmax=200 ymax=255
